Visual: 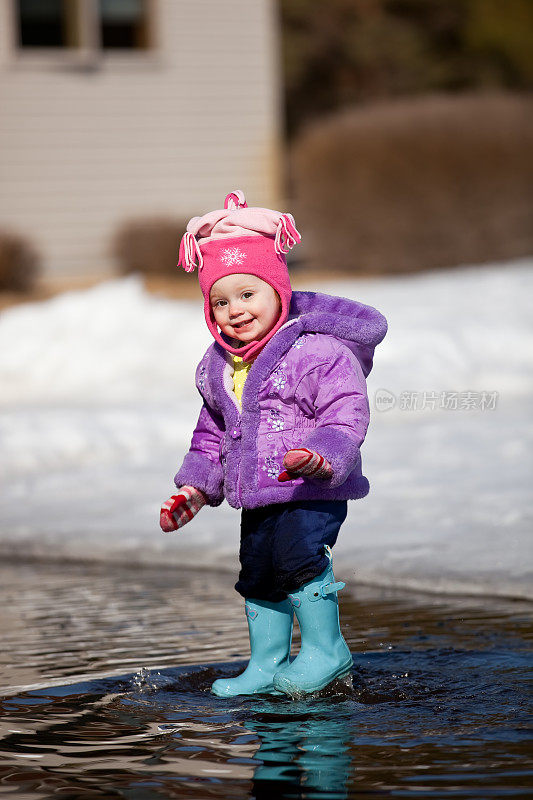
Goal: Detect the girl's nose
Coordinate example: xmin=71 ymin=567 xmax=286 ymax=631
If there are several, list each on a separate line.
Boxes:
xmin=229 ymin=302 xmax=244 ymax=318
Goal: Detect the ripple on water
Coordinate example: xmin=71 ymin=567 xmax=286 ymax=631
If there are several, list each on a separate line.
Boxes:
xmin=0 ymin=560 xmax=531 ymax=799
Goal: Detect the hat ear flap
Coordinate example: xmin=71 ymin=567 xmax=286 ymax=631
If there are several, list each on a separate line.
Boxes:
xmin=224 ymin=190 xmax=248 ymax=210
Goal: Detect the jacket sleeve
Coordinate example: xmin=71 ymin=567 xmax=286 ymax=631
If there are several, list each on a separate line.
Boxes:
xmin=296 ymin=343 xmax=370 ymax=488
xmin=173 ymin=400 xmax=225 ymax=506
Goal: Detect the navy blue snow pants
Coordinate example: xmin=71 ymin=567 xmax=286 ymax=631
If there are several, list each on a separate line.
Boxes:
xmin=235 ymin=499 xmax=348 ymax=602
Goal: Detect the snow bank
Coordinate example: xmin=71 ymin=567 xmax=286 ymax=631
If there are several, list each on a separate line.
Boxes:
xmin=0 ymin=277 xmax=213 ymax=405
xmin=1 ymin=260 xmax=532 ymax=600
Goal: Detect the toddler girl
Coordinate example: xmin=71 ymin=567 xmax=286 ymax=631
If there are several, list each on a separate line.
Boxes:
xmin=160 ymin=190 xmax=387 ymax=698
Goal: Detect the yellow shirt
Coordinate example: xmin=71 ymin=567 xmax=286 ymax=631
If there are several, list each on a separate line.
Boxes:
xmin=232 ymin=354 xmax=255 ymax=408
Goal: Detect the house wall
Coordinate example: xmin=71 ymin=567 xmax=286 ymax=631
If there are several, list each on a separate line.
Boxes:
xmin=0 ymin=0 xmax=285 ymax=280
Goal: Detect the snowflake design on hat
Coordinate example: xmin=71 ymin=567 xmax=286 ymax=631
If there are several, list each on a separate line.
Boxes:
xmin=221 ymin=247 xmax=247 ymax=268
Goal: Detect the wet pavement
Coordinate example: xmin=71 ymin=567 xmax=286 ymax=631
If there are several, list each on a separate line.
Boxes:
xmin=0 ymin=560 xmax=531 ymax=798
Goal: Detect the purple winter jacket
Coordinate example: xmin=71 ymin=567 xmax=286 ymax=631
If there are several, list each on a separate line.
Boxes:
xmin=174 ymin=291 xmax=387 ymax=510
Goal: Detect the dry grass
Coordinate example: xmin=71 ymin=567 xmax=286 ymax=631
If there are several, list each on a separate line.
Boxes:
xmin=291 ymin=92 xmax=533 ymax=274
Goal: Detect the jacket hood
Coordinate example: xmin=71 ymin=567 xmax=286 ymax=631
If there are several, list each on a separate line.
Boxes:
xmin=285 ymin=291 xmax=387 ymax=377
xmin=219 ymin=290 xmax=387 ymax=377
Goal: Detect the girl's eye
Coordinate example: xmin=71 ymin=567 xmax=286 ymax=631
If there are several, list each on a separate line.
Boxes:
xmin=242 ymin=292 xmax=253 ymax=299
xmin=214 ymin=300 xmax=227 ymax=308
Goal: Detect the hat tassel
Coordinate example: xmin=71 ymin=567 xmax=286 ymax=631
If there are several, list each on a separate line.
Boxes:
xmin=224 ymin=190 xmax=248 ymax=210
xmin=178 ymin=231 xmax=203 ymax=273
xmin=275 ymin=213 xmax=301 ymax=255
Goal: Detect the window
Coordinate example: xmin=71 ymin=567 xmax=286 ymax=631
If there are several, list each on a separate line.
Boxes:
xmin=100 ymin=0 xmax=149 ymax=50
xmin=15 ymin=0 xmax=152 ymax=51
xmin=17 ymin=0 xmax=81 ymax=48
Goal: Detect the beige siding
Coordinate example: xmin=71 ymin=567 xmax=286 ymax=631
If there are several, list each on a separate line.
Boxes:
xmin=0 ymin=0 xmax=284 ymax=278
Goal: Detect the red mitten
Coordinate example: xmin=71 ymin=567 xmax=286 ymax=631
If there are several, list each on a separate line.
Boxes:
xmin=160 ymin=485 xmax=208 ymax=532
xmin=278 ymin=448 xmax=334 ymax=482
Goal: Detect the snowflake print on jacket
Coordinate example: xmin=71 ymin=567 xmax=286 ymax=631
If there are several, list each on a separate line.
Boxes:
xmin=197 ymin=363 xmax=207 ymax=395
xmin=267 ymin=408 xmax=285 ymax=432
xmin=262 ymin=453 xmax=282 ymax=481
xmin=271 ymin=364 xmax=287 ymax=392
xmin=290 ymin=334 xmax=309 ymax=350
xmin=221 ymin=247 xmax=247 ymax=268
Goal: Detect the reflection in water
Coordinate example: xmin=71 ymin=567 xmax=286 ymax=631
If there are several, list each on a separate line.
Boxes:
xmin=248 ymin=694 xmax=352 ymax=798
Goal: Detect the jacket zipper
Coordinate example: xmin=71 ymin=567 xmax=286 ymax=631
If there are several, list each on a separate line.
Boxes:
xmin=235 ymin=403 xmax=242 ymax=506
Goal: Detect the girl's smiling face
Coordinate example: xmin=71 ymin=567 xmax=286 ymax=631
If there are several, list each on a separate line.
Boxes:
xmin=210 ymin=274 xmax=281 ymax=345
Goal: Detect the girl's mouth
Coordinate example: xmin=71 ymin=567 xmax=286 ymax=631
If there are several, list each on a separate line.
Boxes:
xmin=233 ymin=319 xmax=254 ymax=330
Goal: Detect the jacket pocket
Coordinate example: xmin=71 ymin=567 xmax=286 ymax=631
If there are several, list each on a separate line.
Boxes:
xmin=280 ymin=428 xmax=294 ymax=452
xmin=282 ymin=419 xmax=315 ymax=452
xmin=281 ymin=428 xmax=308 ymax=452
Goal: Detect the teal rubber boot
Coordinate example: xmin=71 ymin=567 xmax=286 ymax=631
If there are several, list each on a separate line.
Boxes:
xmin=272 ymin=553 xmax=352 ymax=697
xmin=211 ymin=598 xmax=293 ymax=697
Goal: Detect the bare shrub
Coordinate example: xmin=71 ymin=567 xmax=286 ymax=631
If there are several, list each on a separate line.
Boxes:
xmin=0 ymin=229 xmax=41 ymax=292
xmin=291 ymin=92 xmax=533 ymax=274
xmin=112 ymin=217 xmax=187 ymax=277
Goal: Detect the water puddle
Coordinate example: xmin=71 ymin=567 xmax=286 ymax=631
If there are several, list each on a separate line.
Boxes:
xmin=0 ymin=560 xmax=531 ymax=798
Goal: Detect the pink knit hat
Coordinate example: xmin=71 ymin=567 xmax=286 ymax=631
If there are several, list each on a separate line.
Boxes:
xmin=177 ymin=190 xmax=301 ymax=362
